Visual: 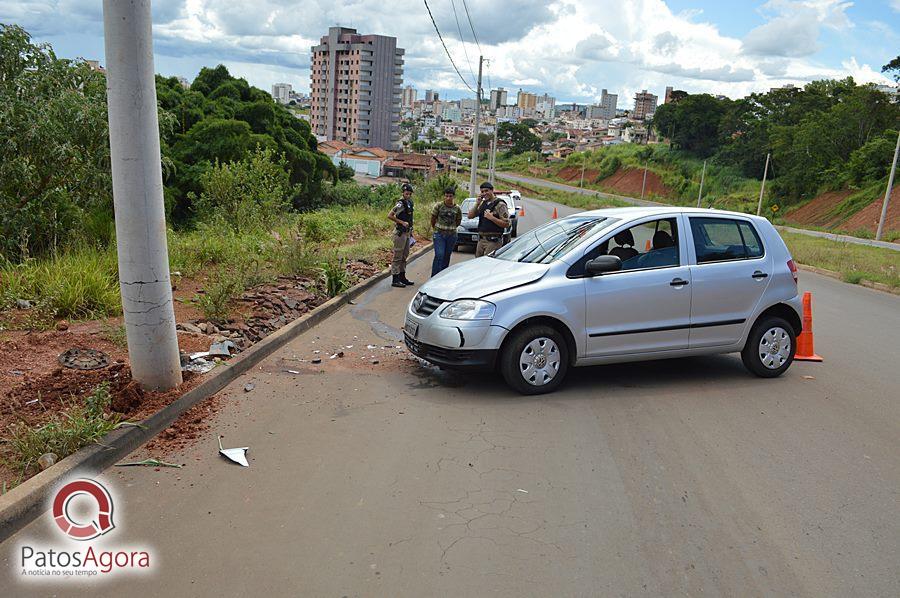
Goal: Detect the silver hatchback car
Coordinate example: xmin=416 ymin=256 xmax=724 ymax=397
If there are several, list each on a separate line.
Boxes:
xmin=404 ymin=207 xmax=803 ymax=395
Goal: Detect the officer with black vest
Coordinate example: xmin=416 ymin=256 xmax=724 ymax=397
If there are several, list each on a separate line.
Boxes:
xmin=388 ymin=183 xmax=415 ymax=288
xmin=467 ymin=181 xmax=510 ymax=257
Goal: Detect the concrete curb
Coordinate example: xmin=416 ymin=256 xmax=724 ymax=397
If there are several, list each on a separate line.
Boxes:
xmin=798 ymin=263 xmax=899 ymax=296
xmin=0 ymin=242 xmax=434 ymax=544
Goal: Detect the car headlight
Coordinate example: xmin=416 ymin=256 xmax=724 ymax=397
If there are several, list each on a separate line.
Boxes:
xmin=440 ymin=299 xmax=495 ymax=320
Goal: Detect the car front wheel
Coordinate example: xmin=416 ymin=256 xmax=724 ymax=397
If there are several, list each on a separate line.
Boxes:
xmin=741 ymin=316 xmax=796 ymax=378
xmin=500 ymin=325 xmax=569 ymax=395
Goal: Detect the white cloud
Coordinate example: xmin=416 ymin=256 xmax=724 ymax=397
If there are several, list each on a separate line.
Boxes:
xmin=0 ymin=0 xmax=892 ymax=103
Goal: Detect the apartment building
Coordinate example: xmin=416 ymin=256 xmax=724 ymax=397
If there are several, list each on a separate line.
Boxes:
xmin=490 ymin=88 xmax=508 ymax=110
xmin=310 ymin=26 xmax=404 ymax=149
xmin=633 ymin=90 xmax=658 ymax=120
xmin=272 ymin=83 xmax=292 ymax=104
xmin=401 ymin=85 xmax=417 ymax=108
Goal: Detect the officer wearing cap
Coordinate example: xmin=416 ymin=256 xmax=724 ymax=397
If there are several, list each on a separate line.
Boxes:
xmin=388 ymin=183 xmax=415 ymax=288
xmin=467 ymin=181 xmax=510 ymax=257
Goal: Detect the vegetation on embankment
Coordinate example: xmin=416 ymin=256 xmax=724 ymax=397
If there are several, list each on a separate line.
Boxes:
xmin=781 ymin=232 xmax=899 ymax=289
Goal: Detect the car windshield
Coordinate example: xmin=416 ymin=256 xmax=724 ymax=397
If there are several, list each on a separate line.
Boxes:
xmin=493 ymin=216 xmax=617 ymax=263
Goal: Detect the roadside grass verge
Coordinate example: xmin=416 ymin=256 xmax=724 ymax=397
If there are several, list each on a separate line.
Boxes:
xmin=782 ymin=232 xmax=899 ymax=289
xmin=3 ymin=383 xmax=121 ymax=480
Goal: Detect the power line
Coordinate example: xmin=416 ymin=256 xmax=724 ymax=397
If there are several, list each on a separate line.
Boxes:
xmin=460 ymin=0 xmax=482 ymax=55
xmin=422 ymin=0 xmax=475 ymax=93
xmin=448 ymin=0 xmax=477 ymax=85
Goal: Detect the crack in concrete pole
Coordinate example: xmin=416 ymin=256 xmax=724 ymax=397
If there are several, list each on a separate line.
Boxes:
xmin=103 ymin=0 xmax=182 ymax=390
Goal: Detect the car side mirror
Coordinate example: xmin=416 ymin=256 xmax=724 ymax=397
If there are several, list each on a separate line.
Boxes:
xmin=585 ymin=255 xmax=622 ymax=276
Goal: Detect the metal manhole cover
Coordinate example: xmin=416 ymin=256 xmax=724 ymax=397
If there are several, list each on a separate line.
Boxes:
xmin=58 ymin=348 xmax=110 ymax=370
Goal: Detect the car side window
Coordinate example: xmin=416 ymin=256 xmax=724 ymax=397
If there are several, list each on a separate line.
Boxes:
xmin=690 ymin=217 xmax=765 ymax=263
xmin=567 ymin=217 xmax=679 ymax=277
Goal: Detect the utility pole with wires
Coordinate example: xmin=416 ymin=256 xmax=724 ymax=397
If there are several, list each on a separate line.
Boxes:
xmin=468 ymin=55 xmax=483 ymax=196
xmin=696 ymin=159 xmax=707 ymax=208
xmin=756 ymin=152 xmax=771 ymax=216
xmin=875 ymin=130 xmax=900 ymax=241
xmin=580 ymin=151 xmax=587 ymax=188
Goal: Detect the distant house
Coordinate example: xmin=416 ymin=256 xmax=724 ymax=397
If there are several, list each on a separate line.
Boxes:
xmin=382 ymin=153 xmax=441 ymax=178
xmin=319 ymin=141 xmax=390 ymax=177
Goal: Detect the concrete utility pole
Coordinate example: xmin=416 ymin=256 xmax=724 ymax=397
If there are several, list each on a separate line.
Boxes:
xmin=640 ymin=162 xmax=648 ymax=201
xmin=756 ymin=152 xmax=770 ymax=216
xmin=468 ymin=56 xmax=483 ymax=197
xmin=580 ymin=152 xmax=587 ymax=188
xmin=696 ymin=160 xmax=707 ymax=208
xmin=103 ymin=0 xmax=182 ymax=390
xmin=875 ymin=130 xmax=900 ymax=241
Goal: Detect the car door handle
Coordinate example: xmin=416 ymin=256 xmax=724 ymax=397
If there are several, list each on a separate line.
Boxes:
xmin=669 ymin=278 xmax=689 ymax=287
xmin=752 ymin=271 xmax=769 ymax=279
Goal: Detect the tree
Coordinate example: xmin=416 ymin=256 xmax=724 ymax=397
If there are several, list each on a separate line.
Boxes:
xmin=498 ymin=122 xmax=541 ymax=155
xmin=651 ymin=94 xmax=729 ymax=157
xmin=337 ymin=160 xmax=355 ymax=181
xmin=883 ymin=55 xmax=900 ymax=83
xmin=0 ymin=24 xmax=112 ymax=259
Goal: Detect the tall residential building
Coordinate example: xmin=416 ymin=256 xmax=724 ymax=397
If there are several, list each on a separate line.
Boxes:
xmin=535 ymin=93 xmax=556 ymax=117
xmin=489 ymin=88 xmax=508 ymax=110
xmin=517 ymin=89 xmax=537 ymax=110
xmin=598 ymin=89 xmax=618 ymax=120
xmin=272 ymin=83 xmax=292 ymax=104
xmin=310 ymin=26 xmax=404 ymax=149
xmin=664 ymin=86 xmax=674 ymax=104
xmin=401 ymin=85 xmax=417 ymax=108
xmin=633 ymin=90 xmax=658 ymax=120
xmin=424 ymin=89 xmax=436 ymax=103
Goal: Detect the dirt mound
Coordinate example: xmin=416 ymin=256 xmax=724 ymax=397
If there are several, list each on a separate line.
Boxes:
xmin=599 ymin=167 xmax=671 ymax=198
xmin=557 ymin=166 xmax=599 ymax=183
xmin=784 ymin=190 xmax=853 ymax=228
xmin=841 ymin=186 xmax=900 ymax=236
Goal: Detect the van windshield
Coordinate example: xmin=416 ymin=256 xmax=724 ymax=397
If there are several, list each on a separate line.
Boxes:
xmin=493 ymin=216 xmax=616 ymax=263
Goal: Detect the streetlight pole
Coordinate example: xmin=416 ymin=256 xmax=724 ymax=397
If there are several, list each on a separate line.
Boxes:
xmin=640 ymin=161 xmax=648 ymax=201
xmin=756 ymin=152 xmax=770 ymax=216
xmin=875 ymin=130 xmax=900 ymax=241
xmin=696 ymin=159 xmax=706 ymax=208
xmin=468 ymin=56 xmax=483 ymax=197
xmin=103 ymin=0 xmax=182 ymax=390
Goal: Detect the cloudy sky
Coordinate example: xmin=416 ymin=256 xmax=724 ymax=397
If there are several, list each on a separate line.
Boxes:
xmin=1 ymin=0 xmax=897 ymax=104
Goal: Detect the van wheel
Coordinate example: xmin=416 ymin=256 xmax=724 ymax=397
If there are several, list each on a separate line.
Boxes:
xmin=741 ymin=316 xmax=796 ymax=378
xmin=500 ymin=325 xmax=569 ymax=395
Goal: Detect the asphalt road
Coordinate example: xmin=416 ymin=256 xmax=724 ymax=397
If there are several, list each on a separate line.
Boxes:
xmin=2 ymin=197 xmax=899 ymax=596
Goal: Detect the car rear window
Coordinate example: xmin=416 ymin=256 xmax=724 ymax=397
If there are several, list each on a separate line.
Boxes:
xmin=689 ymin=217 xmax=764 ymax=263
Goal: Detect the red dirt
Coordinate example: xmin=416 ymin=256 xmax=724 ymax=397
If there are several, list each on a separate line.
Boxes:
xmin=784 ymin=190 xmax=853 ymax=228
xmin=557 ymin=166 xmax=600 ymax=183
xmin=841 ymin=186 xmax=900 ymax=235
xmin=598 ymin=167 xmax=671 ymax=198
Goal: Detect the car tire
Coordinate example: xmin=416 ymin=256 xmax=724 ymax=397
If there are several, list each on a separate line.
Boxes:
xmin=512 ymin=222 xmax=518 ymax=237
xmin=741 ymin=316 xmax=796 ymax=378
xmin=500 ymin=325 xmax=569 ymax=395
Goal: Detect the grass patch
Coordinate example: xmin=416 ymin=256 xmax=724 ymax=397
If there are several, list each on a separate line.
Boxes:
xmin=0 ymin=247 xmax=120 ymax=320
xmin=100 ymin=320 xmax=128 ymax=347
xmin=3 ymin=383 xmax=121 ymax=478
xmin=782 ymin=231 xmax=900 ymax=288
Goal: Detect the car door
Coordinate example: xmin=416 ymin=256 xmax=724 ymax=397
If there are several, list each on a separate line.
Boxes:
xmin=687 ymin=216 xmax=773 ymax=348
xmin=581 ymin=216 xmax=692 ymax=357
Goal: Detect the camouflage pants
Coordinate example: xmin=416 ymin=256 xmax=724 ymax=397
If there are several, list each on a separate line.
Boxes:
xmin=391 ymin=230 xmax=411 ymax=274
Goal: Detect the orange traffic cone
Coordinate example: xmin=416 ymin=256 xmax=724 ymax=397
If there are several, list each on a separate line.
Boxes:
xmin=519 ymin=205 xmax=525 ymax=217
xmin=644 ymin=239 xmax=651 ymax=251
xmin=551 ymin=207 xmax=558 ymax=219
xmin=794 ymin=291 xmax=823 ymax=362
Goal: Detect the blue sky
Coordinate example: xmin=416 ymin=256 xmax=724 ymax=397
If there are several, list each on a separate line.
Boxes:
xmin=1 ymin=0 xmax=897 ymax=104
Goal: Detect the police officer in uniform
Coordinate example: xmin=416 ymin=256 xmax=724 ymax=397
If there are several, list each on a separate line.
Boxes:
xmin=388 ymin=183 xmax=415 ymax=288
xmin=468 ymin=181 xmax=510 ymax=257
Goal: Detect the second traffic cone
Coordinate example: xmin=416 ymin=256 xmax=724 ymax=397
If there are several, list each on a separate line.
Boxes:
xmin=794 ymin=291 xmax=823 ymax=362
xmin=519 ymin=205 xmax=525 ymax=217
xmin=644 ymin=239 xmax=652 ymax=251
xmin=551 ymin=207 xmax=558 ymax=219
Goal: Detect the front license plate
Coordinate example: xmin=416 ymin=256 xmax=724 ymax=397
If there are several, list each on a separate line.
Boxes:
xmin=404 ymin=318 xmax=418 ymax=339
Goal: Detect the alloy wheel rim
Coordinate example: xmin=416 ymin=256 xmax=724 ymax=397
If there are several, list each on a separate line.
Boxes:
xmin=758 ymin=327 xmax=791 ymax=370
xmin=520 ymin=337 xmax=561 ymax=386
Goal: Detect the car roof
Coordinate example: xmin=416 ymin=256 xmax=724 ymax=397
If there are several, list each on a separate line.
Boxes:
xmin=574 ymin=206 xmax=768 ymax=223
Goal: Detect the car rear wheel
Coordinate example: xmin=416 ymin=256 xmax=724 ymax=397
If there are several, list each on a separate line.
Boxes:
xmin=512 ymin=221 xmax=518 ymax=237
xmin=741 ymin=316 xmax=796 ymax=378
xmin=500 ymin=325 xmax=569 ymax=395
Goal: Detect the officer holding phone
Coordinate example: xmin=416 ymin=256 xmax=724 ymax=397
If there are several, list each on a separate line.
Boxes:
xmin=467 ymin=182 xmax=510 ymax=257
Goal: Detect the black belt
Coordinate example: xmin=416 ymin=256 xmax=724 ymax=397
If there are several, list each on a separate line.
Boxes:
xmin=482 ymin=235 xmax=500 ymax=242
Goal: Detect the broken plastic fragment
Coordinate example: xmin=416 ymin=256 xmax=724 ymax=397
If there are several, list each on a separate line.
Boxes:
xmin=218 ymin=435 xmax=249 ymax=467
xmin=117 ymin=458 xmax=182 ymax=468
xmin=208 ymin=340 xmax=236 ymax=358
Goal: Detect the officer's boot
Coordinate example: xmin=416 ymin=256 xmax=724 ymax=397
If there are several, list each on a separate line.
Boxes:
xmin=399 ymin=271 xmax=414 ymax=286
xmin=391 ymin=274 xmax=406 ymax=288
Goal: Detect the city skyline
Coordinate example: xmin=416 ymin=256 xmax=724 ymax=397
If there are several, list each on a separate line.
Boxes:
xmin=1 ymin=0 xmax=897 ymax=105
